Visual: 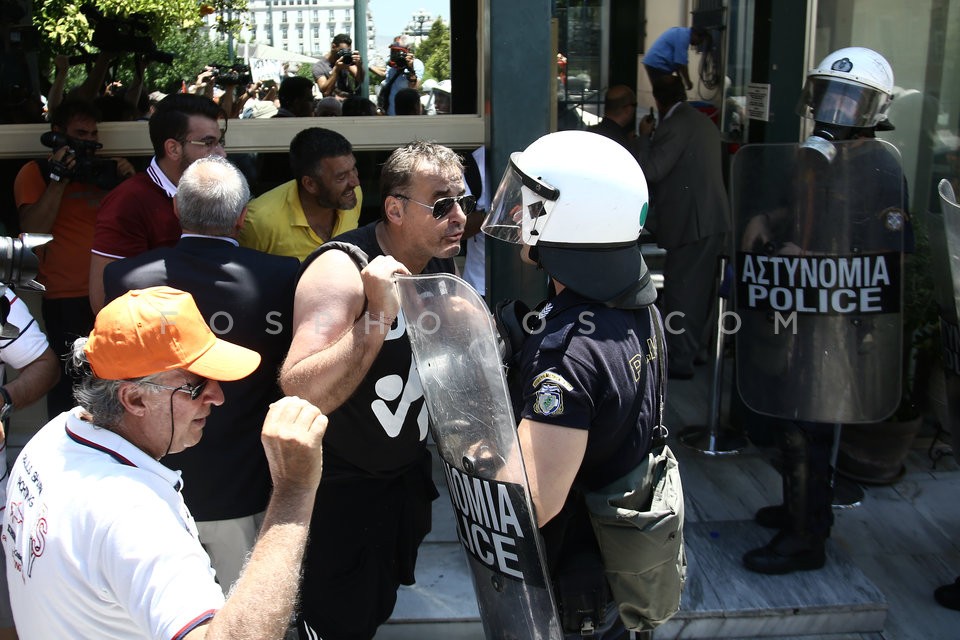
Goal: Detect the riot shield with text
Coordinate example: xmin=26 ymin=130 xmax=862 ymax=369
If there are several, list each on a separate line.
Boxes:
xmin=731 ymin=139 xmax=904 ymax=423
xmin=395 ymin=273 xmax=563 ymax=640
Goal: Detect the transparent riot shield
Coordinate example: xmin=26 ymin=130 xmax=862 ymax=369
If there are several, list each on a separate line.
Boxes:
xmin=938 ymin=180 xmax=960 ymax=323
xmin=936 ymin=179 xmax=960 ymax=462
xmin=731 ymin=139 xmax=904 ymax=423
xmin=395 ymin=274 xmax=563 ymax=640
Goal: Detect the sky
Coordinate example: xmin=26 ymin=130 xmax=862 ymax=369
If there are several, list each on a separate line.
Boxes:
xmin=368 ymin=1 xmax=448 ymax=51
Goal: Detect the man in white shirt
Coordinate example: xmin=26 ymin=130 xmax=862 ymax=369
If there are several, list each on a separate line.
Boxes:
xmin=1 ymin=286 xmax=327 ymax=639
xmin=0 ymin=288 xmax=60 ymax=640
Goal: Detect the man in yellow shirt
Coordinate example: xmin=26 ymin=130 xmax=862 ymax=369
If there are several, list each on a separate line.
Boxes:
xmin=240 ymin=127 xmax=362 ymax=260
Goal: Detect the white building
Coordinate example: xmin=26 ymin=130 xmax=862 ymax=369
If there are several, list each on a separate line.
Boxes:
xmin=209 ymin=0 xmax=376 ymax=58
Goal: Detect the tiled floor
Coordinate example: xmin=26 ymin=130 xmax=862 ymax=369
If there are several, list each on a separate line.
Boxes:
xmin=378 ymin=356 xmax=960 ymax=639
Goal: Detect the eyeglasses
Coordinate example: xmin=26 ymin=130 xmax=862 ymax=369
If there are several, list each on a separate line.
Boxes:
xmin=183 ymin=134 xmax=226 ymax=149
xmin=140 ymin=379 xmax=209 ymax=401
xmin=392 ymin=194 xmax=477 ymax=219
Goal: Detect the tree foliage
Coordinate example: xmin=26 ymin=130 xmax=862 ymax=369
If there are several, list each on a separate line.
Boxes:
xmin=37 ymin=1 xmax=242 ymax=96
xmin=417 ymin=18 xmax=450 ymax=82
xmin=36 ymin=0 xmax=245 ymax=50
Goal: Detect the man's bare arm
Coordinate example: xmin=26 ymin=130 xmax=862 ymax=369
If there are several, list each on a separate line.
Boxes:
xmin=280 ymin=252 xmax=409 ymax=414
xmin=517 ymin=419 xmax=588 ymax=525
xmin=185 ymin=396 xmax=327 ymax=640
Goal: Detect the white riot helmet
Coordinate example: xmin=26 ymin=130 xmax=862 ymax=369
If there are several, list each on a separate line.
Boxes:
xmin=796 ymin=47 xmax=895 ymax=132
xmin=482 ymin=130 xmax=655 ymax=304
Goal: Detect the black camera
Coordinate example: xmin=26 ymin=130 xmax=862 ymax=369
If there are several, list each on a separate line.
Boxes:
xmin=80 ymin=4 xmax=174 ymax=65
xmin=39 ymin=131 xmax=121 ymax=191
xmin=0 ymin=234 xmax=52 ymax=335
xmin=389 ymin=46 xmax=410 ymax=69
xmin=336 ymin=48 xmax=357 ymax=63
xmin=209 ymin=62 xmax=252 ymax=87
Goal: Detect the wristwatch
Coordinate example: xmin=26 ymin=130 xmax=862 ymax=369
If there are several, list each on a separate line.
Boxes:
xmin=0 ymin=386 xmax=12 ymax=422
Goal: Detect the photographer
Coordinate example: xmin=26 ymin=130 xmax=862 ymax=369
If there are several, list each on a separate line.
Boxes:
xmin=239 ymin=81 xmax=279 ymax=119
xmin=191 ymin=64 xmax=251 ymax=119
xmin=378 ymin=43 xmax=423 ymax=116
xmin=313 ymin=33 xmax=364 ymax=97
xmin=14 ymin=98 xmax=135 ymax=417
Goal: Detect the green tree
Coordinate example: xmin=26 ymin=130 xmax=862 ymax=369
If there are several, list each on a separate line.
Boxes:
xmin=36 ymin=0 xmax=245 ymax=50
xmin=416 ymin=18 xmax=450 ymax=82
xmin=37 ymin=1 xmax=242 ymax=96
xmin=120 ymin=31 xmax=232 ymax=96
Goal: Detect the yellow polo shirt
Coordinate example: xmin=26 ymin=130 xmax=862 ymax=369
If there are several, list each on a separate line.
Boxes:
xmin=239 ymin=180 xmax=362 ymax=261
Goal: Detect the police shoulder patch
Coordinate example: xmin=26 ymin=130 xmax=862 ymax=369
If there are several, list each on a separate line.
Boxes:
xmin=531 ymin=370 xmax=574 ymax=391
xmin=533 ymin=382 xmax=564 ymax=416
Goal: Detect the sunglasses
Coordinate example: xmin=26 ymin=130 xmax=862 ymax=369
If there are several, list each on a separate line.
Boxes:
xmin=140 ymin=378 xmax=209 ymax=400
xmin=392 ymin=194 xmax=477 ymax=219
xmin=183 ymin=134 xmax=226 ymax=149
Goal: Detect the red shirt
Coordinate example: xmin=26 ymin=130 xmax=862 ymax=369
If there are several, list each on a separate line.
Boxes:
xmin=14 ymin=161 xmax=107 ymax=299
xmin=92 ymin=171 xmax=180 ymax=260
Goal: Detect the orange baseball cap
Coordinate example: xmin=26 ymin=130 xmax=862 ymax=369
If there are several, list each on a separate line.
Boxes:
xmin=85 ymin=286 xmax=261 ymax=381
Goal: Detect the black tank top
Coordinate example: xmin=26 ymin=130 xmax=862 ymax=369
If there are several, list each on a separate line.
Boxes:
xmin=299 ymin=222 xmax=456 ymax=479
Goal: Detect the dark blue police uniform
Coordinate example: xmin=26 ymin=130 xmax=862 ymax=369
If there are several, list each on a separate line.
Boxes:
xmin=515 ymin=288 xmax=663 ymax=638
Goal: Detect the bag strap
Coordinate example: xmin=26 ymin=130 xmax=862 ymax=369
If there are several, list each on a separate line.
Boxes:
xmin=649 ymin=306 xmax=668 ymax=450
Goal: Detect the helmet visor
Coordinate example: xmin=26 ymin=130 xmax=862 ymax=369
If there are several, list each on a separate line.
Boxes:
xmin=796 ymin=77 xmax=888 ymax=127
xmin=482 ymin=153 xmax=560 ymax=245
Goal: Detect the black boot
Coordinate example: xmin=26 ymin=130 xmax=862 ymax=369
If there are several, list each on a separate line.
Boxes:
xmin=743 ymin=529 xmax=826 ymax=574
xmin=754 ymin=504 xmax=788 ymax=529
xmin=744 ymin=422 xmax=831 ymax=574
xmin=755 ymin=448 xmax=791 ymax=529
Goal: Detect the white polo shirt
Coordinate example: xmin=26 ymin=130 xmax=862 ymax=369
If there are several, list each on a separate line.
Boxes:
xmin=2 ymin=410 xmax=226 ymax=639
xmin=0 ymin=290 xmax=50 ymax=512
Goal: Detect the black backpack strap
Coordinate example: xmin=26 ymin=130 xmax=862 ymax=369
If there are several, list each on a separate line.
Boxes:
xmin=649 ymin=306 xmax=668 ymax=449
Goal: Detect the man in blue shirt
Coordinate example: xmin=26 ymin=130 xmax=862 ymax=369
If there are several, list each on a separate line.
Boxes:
xmin=643 ymin=26 xmax=709 ymax=90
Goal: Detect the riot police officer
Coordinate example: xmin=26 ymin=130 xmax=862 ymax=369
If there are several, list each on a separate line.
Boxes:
xmin=741 ymin=47 xmax=903 ymax=575
xmin=484 ymin=130 xmax=669 ymax=637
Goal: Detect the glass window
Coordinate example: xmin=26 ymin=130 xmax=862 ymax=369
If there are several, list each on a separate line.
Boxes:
xmin=553 ymin=0 xmax=606 ymax=130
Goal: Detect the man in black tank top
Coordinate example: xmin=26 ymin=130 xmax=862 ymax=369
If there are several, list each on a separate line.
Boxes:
xmin=280 ymin=141 xmax=476 ymax=640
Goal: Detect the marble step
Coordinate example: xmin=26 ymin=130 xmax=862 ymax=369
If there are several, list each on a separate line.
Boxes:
xmin=655 ymin=520 xmax=887 ymax=639
xmin=376 ymin=459 xmax=887 ymax=639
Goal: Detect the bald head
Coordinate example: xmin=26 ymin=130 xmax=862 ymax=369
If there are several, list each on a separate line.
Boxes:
xmin=603 ymin=85 xmax=637 ymax=127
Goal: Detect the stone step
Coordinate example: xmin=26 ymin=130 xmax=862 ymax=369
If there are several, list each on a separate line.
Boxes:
xmin=655 ymin=520 xmax=887 ymax=639
xmin=376 ymin=448 xmax=888 ymax=639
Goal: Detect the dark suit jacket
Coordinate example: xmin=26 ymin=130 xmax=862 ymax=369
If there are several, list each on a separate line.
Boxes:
xmin=103 ymin=236 xmax=300 ymax=521
xmin=635 ymin=102 xmax=731 ymax=249
xmin=588 ymin=117 xmax=635 ymax=153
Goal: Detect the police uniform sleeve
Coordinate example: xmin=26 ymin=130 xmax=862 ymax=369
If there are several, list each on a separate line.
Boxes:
xmin=519 ymin=327 xmax=599 ymax=429
xmin=99 ymin=491 xmax=225 ymax=639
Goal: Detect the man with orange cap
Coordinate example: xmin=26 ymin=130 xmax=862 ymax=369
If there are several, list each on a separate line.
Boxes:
xmin=0 ymin=286 xmax=327 ymax=640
